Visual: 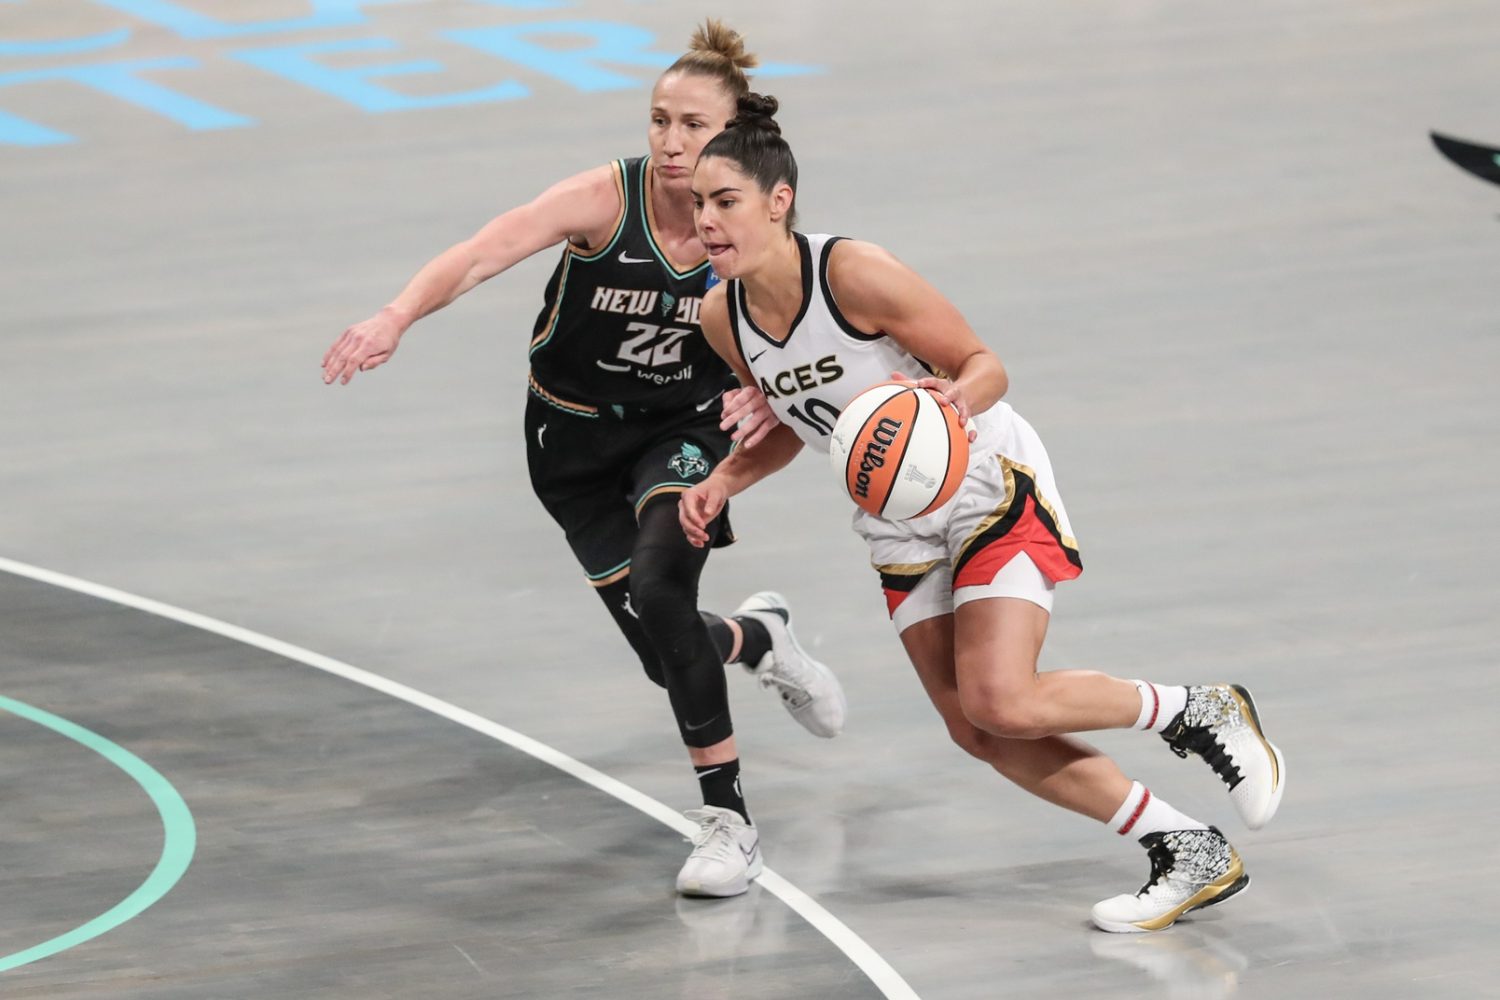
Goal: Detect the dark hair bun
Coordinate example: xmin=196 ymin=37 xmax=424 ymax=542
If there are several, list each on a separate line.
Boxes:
xmin=728 ymin=92 xmax=781 ymax=135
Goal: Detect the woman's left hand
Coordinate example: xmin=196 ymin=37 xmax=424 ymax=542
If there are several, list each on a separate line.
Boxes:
xmin=720 ymin=385 xmax=780 ymax=449
xmin=890 ymin=371 xmax=978 ymax=443
xmin=679 ymin=478 xmax=729 ymax=548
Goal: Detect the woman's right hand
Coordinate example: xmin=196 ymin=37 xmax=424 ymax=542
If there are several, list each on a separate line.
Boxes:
xmin=679 ymin=478 xmax=730 ymax=548
xmin=322 ymin=306 xmax=409 ymax=385
xmin=720 ymin=384 xmax=779 ymax=448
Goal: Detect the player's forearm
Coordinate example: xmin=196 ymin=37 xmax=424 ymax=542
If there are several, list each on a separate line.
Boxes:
xmin=384 ymin=242 xmax=491 ymax=330
xmin=954 ymin=350 xmax=1009 ymax=413
xmin=711 ymin=424 xmax=805 ymax=496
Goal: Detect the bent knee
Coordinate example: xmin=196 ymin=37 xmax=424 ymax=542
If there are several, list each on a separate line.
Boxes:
xmin=945 ymin=720 xmax=999 ymax=762
xmin=628 ymin=573 xmax=689 ymax=628
xmin=960 ymin=690 xmax=1049 ymax=740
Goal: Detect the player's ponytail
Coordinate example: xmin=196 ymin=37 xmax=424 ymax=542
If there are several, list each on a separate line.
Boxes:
xmin=665 ymin=19 xmax=757 ymax=98
xmin=700 ymin=93 xmax=799 ymax=229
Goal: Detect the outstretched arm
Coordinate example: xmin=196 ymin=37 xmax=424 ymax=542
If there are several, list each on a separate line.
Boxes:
xmin=322 ymin=164 xmax=623 ymax=385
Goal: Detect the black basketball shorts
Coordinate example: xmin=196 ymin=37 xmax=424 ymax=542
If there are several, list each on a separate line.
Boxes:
xmin=524 ymin=391 xmax=736 ymax=587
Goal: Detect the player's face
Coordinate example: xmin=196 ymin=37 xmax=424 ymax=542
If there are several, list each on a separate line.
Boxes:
xmin=648 ymin=73 xmax=735 ymax=190
xmin=692 ymin=157 xmax=791 ymax=279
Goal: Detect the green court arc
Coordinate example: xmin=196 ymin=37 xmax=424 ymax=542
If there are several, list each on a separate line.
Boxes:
xmin=0 ymin=695 xmax=197 ymax=974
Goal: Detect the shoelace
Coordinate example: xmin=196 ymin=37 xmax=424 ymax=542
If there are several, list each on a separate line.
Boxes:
xmin=757 ymin=671 xmax=812 ymax=706
xmin=683 ymin=810 xmax=739 ymax=860
xmin=1138 ymin=840 xmax=1177 ymax=896
xmin=1169 ymin=726 xmax=1243 ymax=788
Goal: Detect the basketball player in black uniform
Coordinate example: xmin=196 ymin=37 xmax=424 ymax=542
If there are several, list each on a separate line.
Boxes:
xmin=321 ymin=22 xmax=844 ymax=898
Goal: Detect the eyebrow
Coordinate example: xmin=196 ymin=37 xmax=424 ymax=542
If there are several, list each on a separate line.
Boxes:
xmin=707 ymin=187 xmax=742 ymax=197
xmin=651 ymin=106 xmax=710 ymax=120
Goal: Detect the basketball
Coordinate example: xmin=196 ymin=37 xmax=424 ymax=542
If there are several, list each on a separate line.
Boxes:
xmin=828 ymin=381 xmax=969 ymax=519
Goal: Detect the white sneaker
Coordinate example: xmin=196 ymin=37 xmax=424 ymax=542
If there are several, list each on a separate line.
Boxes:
xmin=1092 ymin=827 xmax=1250 ymax=933
xmin=733 ymin=591 xmax=847 ymax=738
xmin=676 ymin=806 xmax=762 ymax=898
xmin=1162 ymin=684 xmax=1286 ymax=829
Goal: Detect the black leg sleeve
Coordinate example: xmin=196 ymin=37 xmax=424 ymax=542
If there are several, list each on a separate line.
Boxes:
xmin=629 ymin=496 xmax=733 ymax=748
xmin=592 ymin=577 xmax=666 ymax=689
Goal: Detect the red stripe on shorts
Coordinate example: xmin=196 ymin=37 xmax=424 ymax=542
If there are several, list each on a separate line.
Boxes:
xmin=953 ymin=496 xmax=1083 ymax=590
xmin=883 ymin=588 xmax=912 ymax=618
xmin=1117 ymin=788 xmax=1152 ymax=835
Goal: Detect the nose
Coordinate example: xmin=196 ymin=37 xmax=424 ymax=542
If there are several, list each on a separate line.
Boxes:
xmin=662 ymin=124 xmax=685 ymax=157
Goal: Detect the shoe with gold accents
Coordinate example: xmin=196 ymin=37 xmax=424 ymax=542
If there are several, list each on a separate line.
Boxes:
xmin=1092 ymin=827 xmax=1249 ymax=933
xmin=1162 ymin=684 xmax=1286 ymax=830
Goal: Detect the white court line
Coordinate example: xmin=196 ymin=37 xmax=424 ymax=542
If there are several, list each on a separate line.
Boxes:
xmin=0 ymin=556 xmax=920 ymax=1000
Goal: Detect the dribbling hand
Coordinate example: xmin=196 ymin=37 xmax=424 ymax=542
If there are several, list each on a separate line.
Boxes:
xmin=322 ymin=308 xmax=407 ymax=385
xmin=720 ymin=385 xmax=779 ymax=448
xmin=679 ymin=480 xmax=728 ymax=549
xmin=889 ymin=371 xmax=978 ymax=443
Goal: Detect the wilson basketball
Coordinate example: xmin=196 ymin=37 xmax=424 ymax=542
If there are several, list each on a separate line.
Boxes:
xmin=828 ymin=381 xmax=969 ymax=519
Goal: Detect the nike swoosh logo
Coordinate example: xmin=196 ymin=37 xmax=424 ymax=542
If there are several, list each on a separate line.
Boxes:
xmin=740 ymin=838 xmax=758 ymax=862
xmin=596 ymin=360 xmax=631 ymax=372
xmin=617 ymin=250 xmax=654 ymax=264
xmin=748 ymin=349 xmax=766 ymax=362
xmin=683 ymin=713 xmax=723 ymax=732
xmin=695 ymin=397 xmax=717 ymax=412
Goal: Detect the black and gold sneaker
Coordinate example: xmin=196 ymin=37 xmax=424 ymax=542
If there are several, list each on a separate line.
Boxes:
xmin=1162 ymin=684 xmax=1286 ymax=829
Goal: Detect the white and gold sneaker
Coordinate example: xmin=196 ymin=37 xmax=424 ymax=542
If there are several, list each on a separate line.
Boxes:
xmin=1092 ymin=827 xmax=1250 ymax=934
xmin=1163 ymin=684 xmax=1286 ymax=829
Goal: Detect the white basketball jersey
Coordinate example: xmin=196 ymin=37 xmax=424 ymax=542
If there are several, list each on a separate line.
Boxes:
xmin=727 ymin=232 xmax=1007 ymax=456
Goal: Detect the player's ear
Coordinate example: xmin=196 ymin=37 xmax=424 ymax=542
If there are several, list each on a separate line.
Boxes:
xmin=769 ymin=182 xmax=795 ymax=225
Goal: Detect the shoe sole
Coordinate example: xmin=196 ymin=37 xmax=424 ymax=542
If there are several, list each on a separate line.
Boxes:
xmin=1092 ymin=864 xmax=1251 ymax=934
xmin=1229 ymin=685 xmax=1285 ymax=829
xmin=676 ymin=855 xmax=764 ymax=898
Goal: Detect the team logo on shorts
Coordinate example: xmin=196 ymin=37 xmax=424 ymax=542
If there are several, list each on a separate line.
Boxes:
xmin=668 ymin=442 xmax=710 ymax=478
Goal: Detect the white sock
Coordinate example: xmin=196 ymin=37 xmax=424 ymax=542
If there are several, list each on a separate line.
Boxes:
xmin=1106 ymin=781 xmax=1208 ymax=837
xmin=1131 ymin=680 xmax=1188 ymax=732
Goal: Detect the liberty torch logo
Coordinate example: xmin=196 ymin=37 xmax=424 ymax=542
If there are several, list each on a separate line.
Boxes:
xmin=669 ymin=442 xmax=709 ymax=478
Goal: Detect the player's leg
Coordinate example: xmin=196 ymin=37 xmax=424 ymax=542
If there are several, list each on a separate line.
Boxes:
xmin=629 ymin=495 xmax=761 ymax=897
xmin=898 ymin=610 xmax=1135 ymax=821
xmin=943 ymin=576 xmax=1248 ymax=932
xmin=633 ymin=423 xmax=846 ymax=737
xmin=892 ymin=567 xmax=1139 ymax=820
xmin=949 ymin=556 xmax=1284 ymax=830
xmin=893 ymin=583 xmax=1245 ymax=933
xmin=950 ymin=421 xmax=1284 ymax=830
xmin=524 ymin=394 xmax=668 ymax=685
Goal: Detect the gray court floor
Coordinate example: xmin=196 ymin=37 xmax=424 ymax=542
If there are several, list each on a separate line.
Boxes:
xmin=4 ymin=1 xmax=1500 ymax=997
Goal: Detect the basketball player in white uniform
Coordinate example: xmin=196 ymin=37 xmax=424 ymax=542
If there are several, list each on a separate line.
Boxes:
xmin=679 ymin=94 xmax=1288 ymax=932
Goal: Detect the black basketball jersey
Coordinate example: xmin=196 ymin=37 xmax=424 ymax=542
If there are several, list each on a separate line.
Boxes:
xmin=527 ymin=156 xmax=735 ymax=414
